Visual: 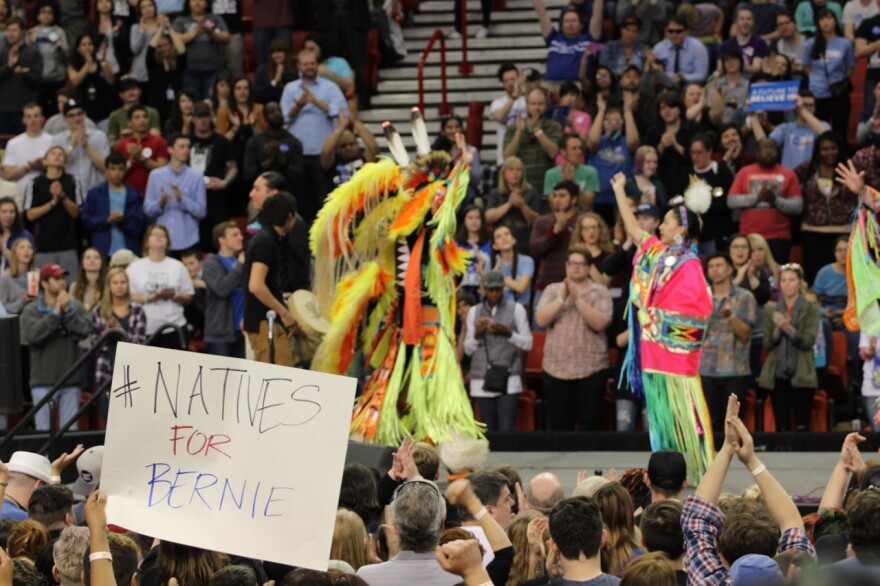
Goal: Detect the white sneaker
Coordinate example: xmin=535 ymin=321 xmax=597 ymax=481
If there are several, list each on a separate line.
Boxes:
xmin=449 ymin=30 xmax=461 ymax=40
xmin=475 ymin=26 xmax=489 ymax=39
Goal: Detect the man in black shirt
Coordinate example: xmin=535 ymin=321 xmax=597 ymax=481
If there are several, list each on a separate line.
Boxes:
xmin=243 ymin=102 xmax=303 ymax=189
xmin=189 ymin=101 xmax=237 ymax=251
xmin=243 ymin=191 xmax=298 ymax=365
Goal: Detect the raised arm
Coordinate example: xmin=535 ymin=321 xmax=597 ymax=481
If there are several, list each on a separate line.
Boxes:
xmin=531 ymin=0 xmax=553 ymax=38
xmin=695 ymin=394 xmax=741 ymax=503
xmin=820 ymin=432 xmax=866 ymax=510
xmin=589 ymin=0 xmax=604 ymax=40
xmin=611 ymin=172 xmax=644 ymax=244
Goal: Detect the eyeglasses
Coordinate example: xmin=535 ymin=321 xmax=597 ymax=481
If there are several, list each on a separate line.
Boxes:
xmin=667 ymin=28 xmax=685 ymax=33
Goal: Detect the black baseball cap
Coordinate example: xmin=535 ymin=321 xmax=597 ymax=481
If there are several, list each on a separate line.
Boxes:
xmin=647 ymin=450 xmax=687 ymax=490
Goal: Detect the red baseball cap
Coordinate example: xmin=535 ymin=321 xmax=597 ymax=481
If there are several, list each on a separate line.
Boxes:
xmin=39 ymin=263 xmax=68 ymax=281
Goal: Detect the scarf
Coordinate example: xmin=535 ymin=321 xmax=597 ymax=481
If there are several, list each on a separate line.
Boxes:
xmin=775 ymin=295 xmax=804 ymax=379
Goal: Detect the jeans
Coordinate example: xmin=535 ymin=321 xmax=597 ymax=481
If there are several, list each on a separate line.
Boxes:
xmin=31 ymin=385 xmax=80 ymax=431
xmin=615 ymin=399 xmax=648 ymax=432
xmin=205 ymin=333 xmax=246 ymax=359
xmin=476 ymin=394 xmax=519 ymax=432
xmin=182 ymin=69 xmax=220 ymax=101
xmin=253 ymin=27 xmax=293 ymax=67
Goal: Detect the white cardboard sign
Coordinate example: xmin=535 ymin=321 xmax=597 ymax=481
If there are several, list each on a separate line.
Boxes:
xmin=101 ymin=343 xmax=357 ymax=570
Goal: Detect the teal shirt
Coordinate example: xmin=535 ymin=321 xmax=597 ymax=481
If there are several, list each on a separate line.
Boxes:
xmin=543 ymin=164 xmax=600 ymax=197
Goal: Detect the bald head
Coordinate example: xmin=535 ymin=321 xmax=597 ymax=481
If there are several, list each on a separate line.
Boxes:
xmin=527 ymin=472 xmax=564 ymax=513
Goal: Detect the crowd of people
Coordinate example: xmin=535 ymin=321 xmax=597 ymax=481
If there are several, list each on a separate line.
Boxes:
xmin=0 ymin=403 xmax=879 ymax=585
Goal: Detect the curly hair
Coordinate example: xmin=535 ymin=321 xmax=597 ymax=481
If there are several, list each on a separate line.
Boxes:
xmin=570 ymin=212 xmax=614 ymax=254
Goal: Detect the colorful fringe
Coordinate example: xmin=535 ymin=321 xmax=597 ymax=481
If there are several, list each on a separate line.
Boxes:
xmin=845 ymin=198 xmax=880 ymax=335
xmin=642 ymin=372 xmax=715 ymax=483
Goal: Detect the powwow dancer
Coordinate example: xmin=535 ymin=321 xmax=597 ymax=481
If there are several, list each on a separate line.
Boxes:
xmin=309 ymin=108 xmax=483 ymax=445
xmin=611 ymin=172 xmax=715 ymax=480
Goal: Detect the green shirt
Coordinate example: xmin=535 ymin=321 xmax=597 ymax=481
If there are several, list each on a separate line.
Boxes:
xmin=106 ymin=106 xmax=162 ymax=142
xmin=543 ymin=164 xmax=600 ymax=197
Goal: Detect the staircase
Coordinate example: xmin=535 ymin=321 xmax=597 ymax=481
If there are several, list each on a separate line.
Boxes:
xmin=361 ymin=0 xmax=569 ymax=165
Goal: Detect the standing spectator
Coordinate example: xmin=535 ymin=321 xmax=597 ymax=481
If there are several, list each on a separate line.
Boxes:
xmin=0 ymin=197 xmax=29 ymax=272
xmin=20 ymin=263 xmax=90 ymax=431
xmin=795 ymin=131 xmax=857 ymax=285
xmin=858 ymin=333 xmax=880 ymax=431
xmin=126 ymin=224 xmax=193 ymax=347
xmin=813 ymin=236 xmax=850 ymax=324
xmin=251 ymin=38 xmax=296 ymax=105
xmin=721 ymin=5 xmax=769 ymax=75
xmin=243 ymin=191 xmax=298 ymax=365
xmin=319 ymin=105 xmax=378 ymax=188
xmin=773 ymin=10 xmax=807 ymax=73
xmin=143 ymin=133 xmax=206 ymax=254
xmin=569 ymin=212 xmax=614 ymax=286
xmin=713 ymin=123 xmax=756 ymax=176
xmin=795 ymin=0 xmax=843 ymax=36
xmin=2 ymin=104 xmax=53 ymax=192
xmin=0 ymin=237 xmax=36 ymax=314
xmin=679 ymin=134 xmax=734 ymax=254
xmin=211 ymin=0 xmax=241 ymax=75
xmin=803 ymin=9 xmax=855 ymax=136
xmin=202 ymin=220 xmax=244 ymax=358
xmin=502 ymin=89 xmax=562 ymax=193
xmin=624 ymin=145 xmax=666 ymax=208
xmin=707 ymin=47 xmax=750 ymax=128
xmin=463 ymin=270 xmax=532 ymax=432
xmin=751 ymin=94 xmax=828 ymax=171
xmin=251 ymin=0 xmax=292 ymax=67
xmin=164 ymin=89 xmax=196 ymax=138
xmin=112 ymin=104 xmax=169 ymax=197
xmin=302 ymin=33 xmax=355 ymax=95
xmin=432 ymin=115 xmax=481 ymax=204
xmin=208 ymin=71 xmax=231 ymax=114
xmin=81 ymin=152 xmax=145 ymax=258
xmin=588 ymin=95 xmax=639 ymax=225
xmin=856 ymin=7 xmax=880 ymax=114
xmin=759 ymin=263 xmax=819 ymax=431
xmin=700 ymin=252 xmax=758 ymax=432
xmin=26 ymin=0 xmax=68 ymax=116
xmin=451 ymin=0 xmax=491 ymax=39
xmin=86 ymin=0 xmax=132 ymax=77
xmin=53 ymin=98 xmax=110 ymax=192
xmin=44 ymin=86 xmax=99 ymax=135
xmin=243 ymin=101 xmax=304 ymax=189
xmin=600 ymin=15 xmax=649 ymax=75
xmin=0 ymin=18 xmax=43 ymax=135
xmin=144 ymin=14 xmax=187 ymax=123
xmin=129 ymin=0 xmax=160 ymax=93
xmin=490 ymin=225 xmax=534 ymax=307
xmin=535 ymin=247 xmax=612 ymax=431
xmin=543 ymin=133 xmax=599 ymax=212
xmin=485 ymin=156 xmax=541 ymax=255
xmin=531 ymin=0 xmax=603 ymax=85
xmin=455 ymin=205 xmax=491 ymax=299
xmin=179 ymin=247 xmax=205 ymax=334
xmin=728 ymin=139 xmax=802 ymax=264
xmin=746 ymin=0 xmax=784 ymax=39
xmin=646 ymin=92 xmax=698 ymax=196
xmin=69 ymin=247 xmax=105 ymax=312
xmin=843 ymin=0 xmax=878 ymax=41
xmin=488 ymin=63 xmax=526 ymax=166
xmin=553 ymin=83 xmax=591 ymax=155
xmin=187 ymin=101 xmax=235 ymax=251
xmin=529 ymin=181 xmax=578 ymax=308
xmin=172 ymin=0 xmax=229 ymax=100
xmin=651 ymin=15 xmax=709 ymax=85
xmin=105 ymin=76 xmax=161 ymax=141
xmin=280 ymin=48 xmax=348 ymax=223
xmin=24 ymin=145 xmax=83 ymax=277
xmin=66 ymin=33 xmax=116 ymax=127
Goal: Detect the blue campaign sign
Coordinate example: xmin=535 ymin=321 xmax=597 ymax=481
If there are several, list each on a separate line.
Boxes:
xmin=747 ymin=81 xmax=801 ymax=112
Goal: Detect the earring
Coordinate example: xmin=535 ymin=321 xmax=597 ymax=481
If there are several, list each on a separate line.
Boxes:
xmin=673 ymin=233 xmax=683 ymax=245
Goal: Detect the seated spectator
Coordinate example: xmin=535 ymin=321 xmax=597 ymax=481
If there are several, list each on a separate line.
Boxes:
xmin=81 ymin=152 xmax=145 ymax=259
xmin=682 ymin=396 xmax=815 ymax=584
xmin=535 ymin=248 xmax=612 ymax=431
xmin=69 ymin=247 xmax=105 ymax=312
xmin=759 ymin=263 xmax=819 ymax=431
xmin=126 ymin=224 xmax=194 ymax=348
xmin=569 ymin=212 xmax=614 ymax=287
xmin=682 ymin=82 xmax=713 ymax=133
xmin=252 ymin=39 xmax=297 ymax=105
xmin=172 ymin=0 xmax=229 ymax=100
xmin=28 ymin=484 xmax=75 ymax=536
xmin=180 ymin=247 xmax=205 ymax=334
xmin=0 ymin=18 xmax=43 ymax=136
xmin=2 ymin=104 xmax=55 ymax=194
xmin=66 ymin=34 xmax=116 ymax=127
xmin=529 ymin=181 xmax=579 ymax=308
xmin=44 ymin=87 xmax=98 ymax=135
xmin=504 ymin=90 xmax=563 ymax=193
xmin=544 ymin=133 xmax=598 ymax=211
xmin=202 ymin=221 xmax=245 ymax=358
xmin=795 ymin=0 xmax=843 ymax=36
xmin=651 ymin=15 xmax=710 ymax=85
xmin=588 ymin=97 xmax=638 ymax=225
xmin=773 ymin=10 xmax=807 ymax=74
xmin=721 ymin=5 xmax=769 ymax=75
xmin=243 ymin=102 xmax=304 ymax=190
xmin=859 ymin=334 xmax=880 ymax=432
xmin=52 ymin=526 xmax=90 ymax=586
xmin=455 ymin=205 xmax=491 ymax=299
xmin=105 ymin=76 xmax=161 ymax=141
xmin=680 ymin=134 xmax=734 ymax=254
xmin=0 ymin=237 xmax=36 ymax=315
xmin=531 ymin=0 xmax=603 ymax=85
xmin=331 ymin=508 xmax=371 ymax=572
xmin=485 ymin=156 xmax=541 ymax=254
xmin=803 ymin=9 xmax=855 ymax=135
xmin=700 ymin=253 xmax=758 ymax=430
xmin=752 ymin=92 xmax=829 ymax=171
xmin=356 ymin=479 xmax=459 ymax=585
xmin=209 ymin=71 xmax=232 ymax=113
xmin=712 ymin=123 xmax=756 ymax=176
xmin=24 ymin=145 xmax=84 ymax=276
xmin=600 ymin=15 xmax=649 ymax=75
xmin=624 ymin=145 xmax=667 ymax=208
xmin=320 ymin=103 xmax=379 ymax=188
xmin=463 ymin=271 xmax=532 ymax=432
xmin=144 ymin=15 xmax=187 ymax=124
xmin=553 ymin=83 xmax=591 ymax=154
xmin=595 ymin=481 xmax=644 ymax=576
xmin=707 ymin=47 xmax=750 ymax=128
xmin=728 ymin=138 xmax=803 ymax=264
xmin=53 ymin=98 xmax=110 ymax=192
xmin=488 ymin=63 xmax=527 ymax=166
xmin=489 ymin=225 xmax=534 ymax=307
xmin=8 ymin=519 xmax=49 ymax=564
xmin=525 ymin=472 xmax=564 ymax=514
xmin=581 ymin=66 xmax=617 ymax=122
xmin=546 ymin=496 xmax=621 ymax=585
xmin=27 ymin=0 xmax=69 ymax=116
xmin=432 ymin=115 xmax=481 ymax=203
xmin=113 ymin=104 xmax=169 ymax=197
xmin=646 ymin=92 xmax=698 ymax=197
xmin=163 ymin=89 xmax=196 ymax=137
xmin=0 ymin=197 xmax=29 ymax=270
xmin=813 ymin=236 xmax=850 ymax=323
xmin=303 ymin=33 xmax=355 ymax=95
xmin=639 ymin=500 xmax=685 ymax=582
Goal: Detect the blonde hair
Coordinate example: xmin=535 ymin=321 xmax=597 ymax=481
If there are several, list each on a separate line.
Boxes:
xmin=506 ymin=510 xmax=546 ymax=586
xmin=8 ymin=238 xmax=35 ymax=278
xmin=747 ymin=233 xmax=779 ymax=274
xmin=570 ymin=212 xmax=614 ymax=254
xmin=330 ymin=509 xmax=369 ymax=571
xmin=497 ymin=156 xmax=532 ymax=194
xmin=98 ymin=266 xmax=131 ymax=319
xmin=44 ymin=144 xmax=68 ymax=163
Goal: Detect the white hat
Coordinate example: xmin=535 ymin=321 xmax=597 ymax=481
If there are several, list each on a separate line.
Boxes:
xmin=572 ymin=475 xmax=610 ymax=498
xmin=7 ymin=451 xmax=52 ymax=483
xmin=438 ymin=433 xmax=489 ymax=474
xmin=67 ymin=446 xmax=103 ymax=499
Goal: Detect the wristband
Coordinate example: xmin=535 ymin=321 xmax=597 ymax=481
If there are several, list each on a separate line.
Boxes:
xmin=534 ymin=129 xmax=544 ymax=138
xmin=49 ymin=475 xmax=61 ymax=484
xmin=474 ymin=506 xmax=489 ymax=520
xmin=89 ymin=552 xmax=113 ymax=562
xmin=750 ymin=463 xmax=767 ymax=478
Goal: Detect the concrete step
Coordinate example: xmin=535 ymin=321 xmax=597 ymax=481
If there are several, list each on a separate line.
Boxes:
xmin=403 ymin=34 xmax=544 ymax=52
xmin=411 ymin=10 xmax=545 ymax=26
xmin=400 ymin=46 xmax=546 ymax=65
xmin=378 ymin=77 xmax=503 ymax=93
xmin=372 ymin=90 xmax=503 ymax=108
xmin=378 ymin=62 xmax=540 ymax=80
xmin=418 ymin=0 xmax=566 ymax=11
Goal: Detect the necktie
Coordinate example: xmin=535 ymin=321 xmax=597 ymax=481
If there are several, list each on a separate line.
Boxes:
xmin=674 ymin=45 xmax=682 ymax=73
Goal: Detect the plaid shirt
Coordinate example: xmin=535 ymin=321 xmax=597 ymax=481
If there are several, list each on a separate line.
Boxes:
xmin=681 ymin=496 xmax=816 ymax=586
xmin=90 ymin=303 xmax=148 ymax=388
xmin=853 ymin=146 xmax=880 ymax=191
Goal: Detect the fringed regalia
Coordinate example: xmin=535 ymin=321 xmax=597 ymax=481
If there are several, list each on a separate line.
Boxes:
xmin=622 ymin=235 xmax=715 ymax=481
xmin=308 ymin=110 xmax=484 ymax=446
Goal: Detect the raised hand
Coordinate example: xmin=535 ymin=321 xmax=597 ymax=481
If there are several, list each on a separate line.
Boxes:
xmin=836 ymin=160 xmax=866 ymax=195
xmin=455 ymin=132 xmax=474 ymax=166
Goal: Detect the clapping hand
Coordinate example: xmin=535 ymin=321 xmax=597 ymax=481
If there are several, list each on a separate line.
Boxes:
xmin=772 ymin=311 xmax=790 ymax=328
xmin=170 ymin=183 xmax=182 ymax=201
xmin=839 ymin=432 xmax=866 ymax=473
